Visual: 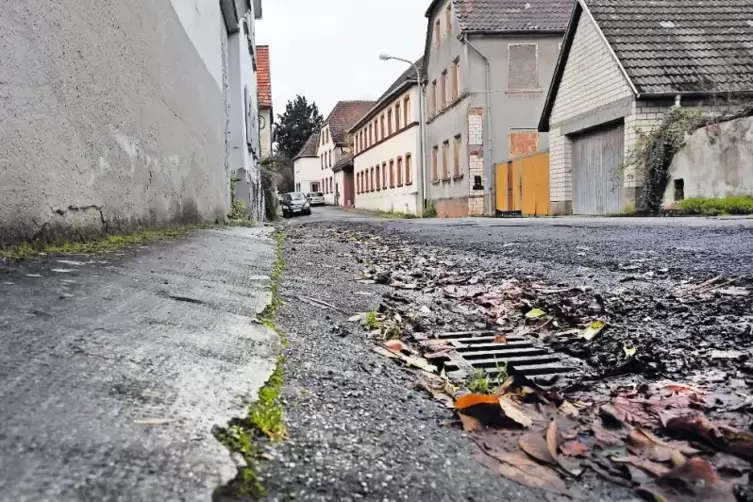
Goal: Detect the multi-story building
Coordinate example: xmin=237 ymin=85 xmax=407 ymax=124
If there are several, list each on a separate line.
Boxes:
xmin=256 ymin=45 xmax=274 ymax=161
xmin=316 ymin=101 xmax=375 ymax=206
xmin=293 ymin=133 xmax=321 ymax=194
xmin=422 ymin=0 xmax=570 ymax=217
xmin=349 ymin=61 xmax=424 ymax=215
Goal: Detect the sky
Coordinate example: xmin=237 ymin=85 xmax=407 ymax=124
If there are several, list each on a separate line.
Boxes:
xmin=256 ymin=0 xmax=429 ymax=119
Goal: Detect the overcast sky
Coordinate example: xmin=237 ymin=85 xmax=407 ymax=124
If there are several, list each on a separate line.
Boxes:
xmin=256 ymin=0 xmax=428 ymax=119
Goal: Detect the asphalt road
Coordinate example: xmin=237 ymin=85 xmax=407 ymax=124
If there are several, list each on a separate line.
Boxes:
xmin=0 ymin=227 xmax=279 ymax=501
xmin=263 ymin=206 xmax=753 ymax=501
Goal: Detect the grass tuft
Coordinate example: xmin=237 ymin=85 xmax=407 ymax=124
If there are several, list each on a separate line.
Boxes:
xmin=677 ymin=196 xmax=753 ymax=216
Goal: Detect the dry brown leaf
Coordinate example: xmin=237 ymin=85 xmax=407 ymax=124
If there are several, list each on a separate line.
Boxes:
xmin=559 ymin=400 xmax=580 ymax=418
xmin=384 ymin=339 xmax=409 ymax=352
xmin=637 ymin=457 xmax=736 ymax=502
xmin=561 ymin=440 xmax=590 ymax=458
xmin=546 ymin=420 xmax=560 ymax=460
xmin=372 ymin=346 xmax=400 ymax=359
xmin=476 ymin=450 xmax=569 ymax=495
xmin=520 ymin=431 xmax=557 ymax=466
xmin=492 ymin=335 xmax=508 ymax=344
xmin=499 ymin=396 xmax=534 ymax=428
xmin=455 ymin=394 xmax=501 ymax=409
xmin=592 ymin=424 xmax=624 ymax=448
xmin=134 ymin=418 xmax=172 ymax=426
xmin=611 ymin=455 xmax=670 ymax=478
xmin=458 ymin=413 xmax=483 ymax=432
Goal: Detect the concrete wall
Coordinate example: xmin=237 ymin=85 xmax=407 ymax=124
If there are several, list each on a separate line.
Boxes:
xmin=0 ymin=0 xmax=230 ymax=245
xmin=293 ymin=157 xmax=321 ymax=194
xmin=664 ymin=116 xmax=753 ymax=205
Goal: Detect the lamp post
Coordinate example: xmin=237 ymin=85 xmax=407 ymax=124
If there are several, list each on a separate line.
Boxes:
xmin=379 ymin=54 xmax=426 ymax=217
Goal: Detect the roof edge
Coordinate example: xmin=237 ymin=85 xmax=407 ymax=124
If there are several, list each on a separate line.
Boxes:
xmin=464 ymin=28 xmax=567 ymax=36
xmin=347 ymin=80 xmax=418 ymax=134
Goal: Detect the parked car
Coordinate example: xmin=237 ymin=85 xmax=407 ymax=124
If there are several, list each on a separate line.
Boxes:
xmin=306 ymin=192 xmax=325 ymax=206
xmin=281 ymin=192 xmax=312 ymax=218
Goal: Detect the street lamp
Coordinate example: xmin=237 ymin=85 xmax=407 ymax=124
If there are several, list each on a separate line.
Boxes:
xmin=379 ymin=53 xmax=427 ymax=217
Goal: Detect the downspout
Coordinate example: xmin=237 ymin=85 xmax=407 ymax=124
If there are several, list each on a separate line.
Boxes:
xmin=464 ymin=35 xmax=494 ymax=216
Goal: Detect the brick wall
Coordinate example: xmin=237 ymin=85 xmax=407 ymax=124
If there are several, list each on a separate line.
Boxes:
xmin=467 ymin=108 xmax=485 ymax=200
xmin=624 ymin=101 xmax=670 ymax=189
xmin=468 ymin=196 xmax=484 ymax=216
xmin=435 ymin=197 xmax=469 ymax=218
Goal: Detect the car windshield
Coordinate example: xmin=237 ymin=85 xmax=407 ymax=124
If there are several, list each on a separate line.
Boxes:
xmin=288 ymin=192 xmax=306 ymax=201
xmin=313 ymin=192 xmax=323 ymax=197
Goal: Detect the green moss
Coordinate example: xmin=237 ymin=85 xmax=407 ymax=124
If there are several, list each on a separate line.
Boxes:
xmin=213 ymin=226 xmax=288 ymax=500
xmin=678 ymin=196 xmax=753 ymax=216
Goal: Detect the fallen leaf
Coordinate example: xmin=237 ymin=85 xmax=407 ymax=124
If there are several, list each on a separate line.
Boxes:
xmin=404 ymin=356 xmax=437 ymax=373
xmin=561 ymin=440 xmax=590 ymax=458
xmin=546 ymin=420 xmax=560 ymax=461
xmin=384 ymin=340 xmax=409 ymax=353
xmin=455 ymin=394 xmax=500 ymax=410
xmin=372 ymin=346 xmax=400 ymax=359
xmin=559 ymin=401 xmax=580 ymax=418
xmin=458 ymin=413 xmax=483 ymax=432
xmin=525 ymin=308 xmax=546 ymax=320
xmin=520 ymin=431 xmax=557 ymax=466
xmin=611 ymin=455 xmax=670 ymax=478
xmin=134 ymin=418 xmax=172 ymax=426
xmin=623 ymin=344 xmax=637 ymax=358
xmin=637 ymin=457 xmax=736 ymax=502
xmin=476 ymin=449 xmax=569 ymax=495
xmin=582 ymin=320 xmax=606 ymax=341
xmin=492 ymin=335 xmax=508 ymax=344
xmin=499 ymin=396 xmax=534 ymax=428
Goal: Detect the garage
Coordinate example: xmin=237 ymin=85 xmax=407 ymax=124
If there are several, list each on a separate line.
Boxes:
xmin=571 ymin=123 xmax=625 ymax=215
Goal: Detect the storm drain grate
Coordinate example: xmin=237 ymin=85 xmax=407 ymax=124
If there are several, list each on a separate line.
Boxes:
xmin=433 ymin=331 xmax=578 ymax=384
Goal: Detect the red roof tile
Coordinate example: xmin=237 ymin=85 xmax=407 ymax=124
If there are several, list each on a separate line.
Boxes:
xmin=256 ymin=45 xmax=272 ymax=109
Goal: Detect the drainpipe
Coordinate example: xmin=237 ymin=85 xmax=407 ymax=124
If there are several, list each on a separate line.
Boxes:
xmin=464 ymin=35 xmax=494 ymax=216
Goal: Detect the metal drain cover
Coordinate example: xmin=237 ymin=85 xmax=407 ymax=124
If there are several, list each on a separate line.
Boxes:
xmin=430 ymin=331 xmax=580 ymax=385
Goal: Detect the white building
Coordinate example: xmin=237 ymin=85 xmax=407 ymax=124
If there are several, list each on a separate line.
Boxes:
xmin=293 ymin=133 xmax=321 ymax=194
xmin=316 ymin=101 xmax=375 ymax=206
xmin=224 ymin=0 xmax=264 ymax=221
xmin=350 ymin=62 xmax=423 ymax=215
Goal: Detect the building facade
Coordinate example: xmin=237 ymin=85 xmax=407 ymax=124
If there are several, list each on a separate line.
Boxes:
xmin=316 ymin=101 xmax=375 ymax=206
xmin=350 ymin=64 xmax=423 ymax=215
xmin=0 ymin=0 xmax=265 ymax=245
xmin=293 ymin=133 xmax=321 ymax=194
xmin=539 ymin=0 xmax=753 ymax=215
xmin=422 ymin=0 xmax=569 ymax=217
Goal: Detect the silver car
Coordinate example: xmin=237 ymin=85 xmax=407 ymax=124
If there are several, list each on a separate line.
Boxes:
xmin=307 ymin=192 xmax=325 ymax=206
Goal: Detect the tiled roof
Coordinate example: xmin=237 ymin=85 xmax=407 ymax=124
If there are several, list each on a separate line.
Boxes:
xmin=293 ymin=132 xmax=319 ymax=159
xmin=256 ymin=45 xmax=272 ymax=109
xmin=332 ymin=153 xmax=354 ymax=173
xmin=426 ymin=0 xmax=571 ymax=32
xmin=585 ymin=0 xmax=753 ymax=95
xmin=325 ymin=101 xmax=376 ymax=146
xmin=350 ymin=58 xmax=424 ymax=133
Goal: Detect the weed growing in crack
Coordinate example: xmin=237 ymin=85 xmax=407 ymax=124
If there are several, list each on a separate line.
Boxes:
xmin=364 ymin=308 xmax=381 ymax=330
xmin=467 ymin=369 xmax=492 ymax=394
xmin=213 ymin=226 xmax=288 ymax=499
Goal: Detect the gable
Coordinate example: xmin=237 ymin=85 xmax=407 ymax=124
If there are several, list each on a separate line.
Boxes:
xmin=549 ymin=9 xmax=633 ymax=127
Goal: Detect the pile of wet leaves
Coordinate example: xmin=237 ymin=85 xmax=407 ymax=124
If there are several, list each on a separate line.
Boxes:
xmin=326 ymin=226 xmax=753 ymax=500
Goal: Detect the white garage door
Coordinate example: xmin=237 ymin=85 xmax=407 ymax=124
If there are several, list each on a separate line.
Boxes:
xmin=572 ymin=124 xmax=625 ymax=215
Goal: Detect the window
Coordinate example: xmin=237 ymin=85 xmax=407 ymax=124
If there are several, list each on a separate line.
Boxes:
xmin=380 ymin=115 xmax=385 ymax=139
xmin=405 ymin=153 xmax=412 ymax=185
xmin=674 ymin=179 xmax=685 ymax=201
xmin=395 ymin=102 xmax=401 ymax=129
xmin=442 ymin=140 xmax=449 ymax=179
xmin=508 ymin=43 xmax=539 ymax=91
xmin=432 ymin=146 xmax=439 ymax=181
xmin=394 ymin=159 xmax=401 ymax=186
xmin=326 ymin=129 xmax=330 ymax=143
xmin=397 ymin=157 xmax=403 ymax=187
xmin=404 ymin=96 xmax=411 ymax=124
xmin=451 ymin=59 xmax=459 ymax=100
xmin=320 ymin=155 xmax=323 ymax=169
xmin=321 ymin=131 xmax=324 ymax=145
xmin=369 ymin=124 xmax=373 ymax=145
xmin=389 ymin=159 xmax=395 ymax=187
xmin=509 ymin=130 xmax=539 ymax=157
xmin=370 ymin=167 xmax=375 ymax=191
xmin=328 ymin=150 xmax=332 ymax=167
xmin=383 ymin=162 xmax=388 ymax=188
xmin=440 ymin=70 xmax=447 ymax=109
xmin=357 ymin=173 xmax=360 ymax=194
xmin=431 ymin=80 xmax=437 ymax=116
xmin=434 ymin=20 xmax=440 ymax=48
xmin=445 ymin=4 xmax=452 ymax=34
xmin=374 ymin=119 xmax=379 ymax=141
xmin=387 ymin=109 xmax=393 ymax=135
xmin=375 ymin=164 xmax=381 ymax=191
xmin=453 ymin=135 xmax=461 ymax=177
